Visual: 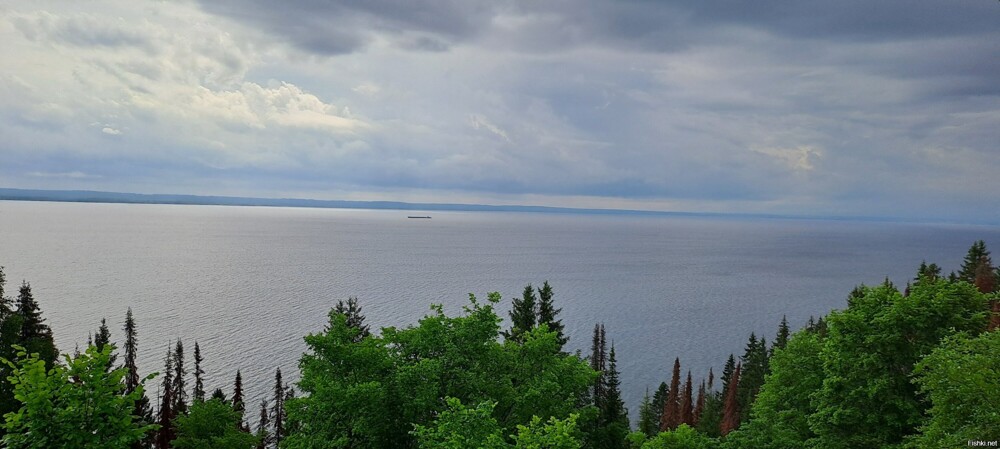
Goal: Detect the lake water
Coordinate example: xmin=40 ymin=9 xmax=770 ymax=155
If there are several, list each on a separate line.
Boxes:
xmin=2 ymin=200 xmax=998 ymax=420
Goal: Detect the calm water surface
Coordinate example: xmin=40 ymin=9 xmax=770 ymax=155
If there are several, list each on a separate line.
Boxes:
xmin=2 ymin=200 xmax=999 ymax=419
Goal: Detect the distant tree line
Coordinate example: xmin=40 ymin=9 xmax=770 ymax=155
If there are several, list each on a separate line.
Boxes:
xmin=1 ymin=240 xmax=998 ymax=448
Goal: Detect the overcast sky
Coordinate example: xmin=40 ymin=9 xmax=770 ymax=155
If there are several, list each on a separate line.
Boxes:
xmin=1 ymin=1 xmax=998 ymax=222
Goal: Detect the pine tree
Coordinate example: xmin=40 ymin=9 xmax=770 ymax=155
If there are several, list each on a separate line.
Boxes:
xmin=332 ymin=297 xmax=370 ymax=341
xmin=157 ymin=346 xmax=175 ymax=449
xmin=193 ymin=341 xmax=205 ymax=403
xmin=661 ymin=357 xmax=681 ymax=431
xmin=720 ymin=363 xmax=741 ymax=436
xmin=256 ymin=399 xmax=271 ymax=449
xmin=273 ymin=368 xmax=286 ymax=446
xmin=507 ymin=284 xmax=538 ymax=342
xmin=172 ymin=339 xmax=188 ymax=416
xmin=720 ymin=354 xmax=736 ymax=399
xmin=681 ymin=371 xmax=694 ymax=426
xmin=536 ymin=281 xmax=567 ymax=347
xmin=233 ymin=370 xmax=245 ymax=426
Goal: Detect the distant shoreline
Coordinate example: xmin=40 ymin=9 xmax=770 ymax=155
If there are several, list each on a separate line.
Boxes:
xmin=0 ymin=187 xmax=987 ymax=226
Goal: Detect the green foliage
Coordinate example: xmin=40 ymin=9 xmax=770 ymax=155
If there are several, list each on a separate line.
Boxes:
xmin=285 ymin=293 xmax=595 ymax=448
xmin=809 ymin=279 xmax=987 ymax=449
xmin=724 ymin=330 xmax=824 ymax=449
xmin=736 ymin=334 xmax=768 ymax=424
xmin=172 ymin=398 xmax=259 ymax=449
xmin=1 ymin=344 xmax=156 ymax=449
xmin=640 ymin=425 xmax=716 ymax=449
xmin=638 ymin=389 xmax=658 ymax=437
xmin=332 ymin=296 xmax=370 ymax=341
xmin=413 ymin=397 xmax=583 ymax=449
xmin=910 ymin=330 xmax=1000 ymax=447
xmin=537 ymin=281 xmax=567 ymax=348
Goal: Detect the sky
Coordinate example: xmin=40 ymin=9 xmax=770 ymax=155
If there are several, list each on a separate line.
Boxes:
xmin=1 ymin=0 xmax=998 ymax=223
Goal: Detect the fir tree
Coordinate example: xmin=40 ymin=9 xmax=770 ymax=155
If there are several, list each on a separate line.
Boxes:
xmin=661 ymin=357 xmax=681 ymax=431
xmin=193 ymin=341 xmax=205 ymax=403
xmin=737 ymin=333 xmax=769 ymax=422
xmin=600 ymin=344 xmax=629 ymax=448
xmin=256 ymin=399 xmax=271 ymax=449
xmin=720 ymin=354 xmax=736 ymax=399
xmin=974 ymin=256 xmax=997 ymax=294
xmin=172 ymin=339 xmax=188 ymax=416
xmin=123 ymin=309 xmax=152 ymax=449
xmin=17 ymin=281 xmax=51 ymax=342
xmin=332 ymin=296 xmax=370 ymax=341
xmin=211 ymin=388 xmax=227 ymax=402
xmin=507 ymin=284 xmax=538 ymax=342
xmin=638 ymin=388 xmax=658 ymax=437
xmin=589 ymin=323 xmax=607 ymax=404
xmin=0 ymin=266 xmax=8 ymax=317
xmin=536 ymin=281 xmax=567 ymax=347
xmin=693 ymin=380 xmax=706 ymax=426
xmin=773 ymin=315 xmax=790 ymax=354
xmin=93 ymin=317 xmax=117 ymax=369
xmin=651 ymin=381 xmax=668 ymax=430
xmin=720 ymin=363 xmax=741 ymax=436
xmin=681 ymin=371 xmax=694 ymax=426
xmin=273 ymin=368 xmax=287 ymax=446
xmin=233 ymin=369 xmax=246 ymax=425
xmin=959 ymin=240 xmax=991 ymax=282
xmin=157 ymin=345 xmax=175 ymax=449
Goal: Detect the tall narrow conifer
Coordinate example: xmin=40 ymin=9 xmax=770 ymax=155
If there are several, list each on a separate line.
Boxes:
xmin=193 ymin=342 xmax=205 ymax=403
xmin=661 ymin=357 xmax=681 ymax=431
xmin=172 ymin=339 xmax=188 ymax=415
xmin=256 ymin=399 xmax=271 ymax=449
xmin=537 ymin=281 xmax=567 ymax=347
xmin=693 ymin=380 xmax=706 ymax=425
xmin=157 ymin=345 xmax=175 ymax=448
xmin=233 ymin=370 xmax=245 ymax=424
xmin=681 ymin=371 xmax=694 ymax=426
xmin=720 ymin=363 xmax=741 ymax=435
xmin=273 ymin=368 xmax=286 ymax=445
xmin=507 ymin=284 xmax=538 ymax=342
xmin=123 ymin=309 xmax=152 ymax=449
xmin=638 ymin=388 xmax=657 ymax=437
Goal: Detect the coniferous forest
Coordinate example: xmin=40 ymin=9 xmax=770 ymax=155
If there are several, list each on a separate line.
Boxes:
xmin=1 ymin=242 xmax=999 ymax=449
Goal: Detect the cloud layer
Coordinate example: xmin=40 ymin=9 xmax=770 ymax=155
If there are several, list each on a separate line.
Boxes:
xmin=1 ymin=0 xmax=998 ymax=222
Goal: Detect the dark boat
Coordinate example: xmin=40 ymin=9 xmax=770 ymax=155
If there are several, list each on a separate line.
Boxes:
xmin=407 ymin=215 xmax=432 ymax=219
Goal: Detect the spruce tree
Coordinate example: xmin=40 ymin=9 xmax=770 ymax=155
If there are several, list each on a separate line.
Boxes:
xmin=589 ymin=323 xmax=607 ymax=405
xmin=211 ymin=388 xmax=227 ymax=402
xmin=123 ymin=309 xmax=152 ymax=449
xmin=233 ymin=369 xmax=246 ymax=427
xmin=93 ymin=318 xmax=117 ymax=369
xmin=273 ymin=368 xmax=286 ymax=445
xmin=693 ymin=380 xmax=706 ymax=426
xmin=332 ymin=297 xmax=370 ymax=341
xmin=681 ymin=371 xmax=694 ymax=426
xmin=737 ymin=334 xmax=769 ymax=422
xmin=601 ymin=344 xmax=629 ymax=448
xmin=536 ymin=281 xmax=567 ymax=347
xmin=638 ymin=388 xmax=657 ymax=437
xmin=661 ymin=357 xmax=681 ymax=431
xmin=193 ymin=342 xmax=205 ymax=403
xmin=959 ymin=240 xmax=991 ymax=282
xmin=13 ymin=281 xmax=57 ymax=367
xmin=507 ymin=284 xmax=538 ymax=342
xmin=773 ymin=315 xmax=790 ymax=354
xmin=651 ymin=381 xmax=668 ymax=430
xmin=157 ymin=346 xmax=175 ymax=449
xmin=720 ymin=354 xmax=736 ymax=399
xmin=720 ymin=363 xmax=741 ymax=435
xmin=172 ymin=339 xmax=188 ymax=416
xmin=256 ymin=399 xmax=271 ymax=449
xmin=0 ymin=266 xmax=7 ymax=317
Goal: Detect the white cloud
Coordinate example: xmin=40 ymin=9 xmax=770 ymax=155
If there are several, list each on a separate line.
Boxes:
xmin=751 ymin=145 xmax=822 ymax=172
xmin=469 ymin=114 xmax=511 ymax=143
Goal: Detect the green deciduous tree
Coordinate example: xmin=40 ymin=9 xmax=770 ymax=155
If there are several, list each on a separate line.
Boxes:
xmin=284 ymin=292 xmax=595 ymax=449
xmin=638 ymin=424 xmax=716 ymax=449
xmin=172 ymin=398 xmax=259 ymax=449
xmin=910 ymin=330 xmax=1000 ymax=447
xmin=808 ymin=279 xmax=987 ymax=449
xmin=412 ymin=397 xmax=583 ymax=449
xmin=724 ymin=330 xmax=824 ymax=449
xmin=1 ymin=344 xmax=155 ymax=449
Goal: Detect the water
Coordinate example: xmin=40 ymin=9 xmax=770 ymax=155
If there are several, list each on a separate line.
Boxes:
xmin=2 ymin=200 xmax=998 ymax=421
